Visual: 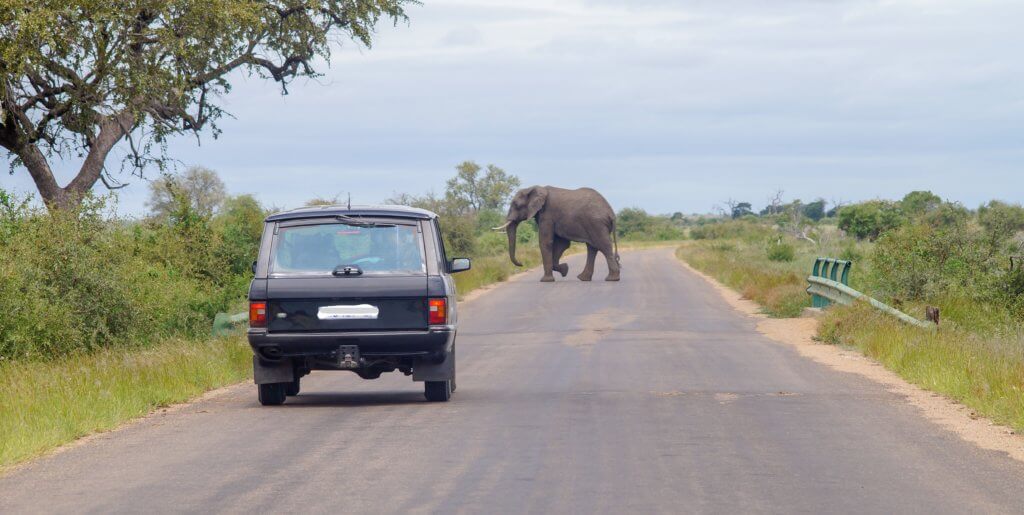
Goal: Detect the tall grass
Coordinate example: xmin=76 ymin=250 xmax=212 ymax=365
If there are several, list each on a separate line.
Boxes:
xmin=675 ymin=227 xmax=871 ymax=317
xmin=820 ymin=303 xmax=1024 ymax=431
xmin=0 ymin=336 xmax=252 ymax=468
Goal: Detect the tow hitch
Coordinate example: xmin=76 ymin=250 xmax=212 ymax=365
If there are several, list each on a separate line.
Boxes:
xmin=337 ymin=345 xmax=361 ymax=369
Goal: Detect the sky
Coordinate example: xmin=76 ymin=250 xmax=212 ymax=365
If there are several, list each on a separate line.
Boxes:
xmin=3 ymin=0 xmax=1023 ymax=216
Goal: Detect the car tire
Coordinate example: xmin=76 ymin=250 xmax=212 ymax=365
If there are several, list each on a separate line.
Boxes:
xmin=285 ymin=377 xmax=301 ymax=397
xmin=258 ymin=383 xmax=287 ymax=406
xmin=424 ymin=380 xmax=452 ymax=402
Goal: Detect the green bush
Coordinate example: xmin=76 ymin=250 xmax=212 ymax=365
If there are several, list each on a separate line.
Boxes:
xmin=617 ymin=207 xmax=684 ymax=241
xmin=766 ymin=240 xmax=796 ymax=262
xmin=690 ymin=219 xmax=769 ymax=242
xmin=838 ymin=200 xmax=903 ymax=240
xmin=0 ymin=191 xmax=262 ymax=361
xmin=868 ymin=222 xmax=999 ymax=304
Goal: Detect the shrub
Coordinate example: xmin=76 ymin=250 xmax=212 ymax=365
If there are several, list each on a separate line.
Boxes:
xmin=616 ymin=208 xmax=684 ymax=241
xmin=0 ymin=192 xmax=261 ymax=361
xmin=838 ymin=201 xmax=903 ymax=240
xmin=869 ymin=223 xmax=991 ymax=301
xmin=766 ymin=240 xmax=796 ymax=262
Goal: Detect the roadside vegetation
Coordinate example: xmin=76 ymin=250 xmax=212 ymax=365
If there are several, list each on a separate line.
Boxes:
xmin=676 ymin=191 xmax=1024 ymax=430
xmin=1 ymin=161 xmax=683 ymax=469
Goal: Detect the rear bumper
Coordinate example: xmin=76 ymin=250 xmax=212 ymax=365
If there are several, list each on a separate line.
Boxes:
xmin=247 ymin=327 xmax=455 ymax=361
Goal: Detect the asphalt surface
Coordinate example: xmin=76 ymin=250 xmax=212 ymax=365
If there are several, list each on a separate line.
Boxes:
xmin=3 ymin=248 xmax=1024 ymax=514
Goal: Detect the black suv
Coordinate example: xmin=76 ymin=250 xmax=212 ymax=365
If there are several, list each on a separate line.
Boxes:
xmin=247 ymin=205 xmax=470 ymax=405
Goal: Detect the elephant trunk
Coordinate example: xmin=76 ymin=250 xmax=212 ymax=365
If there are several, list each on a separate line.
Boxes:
xmin=507 ymin=222 xmax=523 ymax=267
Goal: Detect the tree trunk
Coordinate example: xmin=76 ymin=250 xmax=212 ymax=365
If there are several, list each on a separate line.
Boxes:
xmin=15 ymin=111 xmax=133 ymax=211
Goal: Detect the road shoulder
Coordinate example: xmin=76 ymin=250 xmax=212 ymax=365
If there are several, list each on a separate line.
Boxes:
xmin=674 ymin=255 xmax=1024 ymax=464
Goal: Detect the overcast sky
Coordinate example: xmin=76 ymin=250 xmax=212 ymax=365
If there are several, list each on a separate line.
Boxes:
xmin=3 ymin=0 xmax=1023 ymax=215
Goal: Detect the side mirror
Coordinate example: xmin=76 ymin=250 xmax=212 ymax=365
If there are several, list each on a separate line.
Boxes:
xmin=251 ymin=260 xmax=258 ymax=274
xmin=448 ymin=258 xmax=471 ymax=273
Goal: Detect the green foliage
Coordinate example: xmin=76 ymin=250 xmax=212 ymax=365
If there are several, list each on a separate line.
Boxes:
xmin=802 ymin=199 xmax=826 ymax=222
xmin=438 ymin=214 xmax=477 ymax=257
xmin=445 ymin=161 xmax=521 ymax=213
xmin=0 ymin=187 xmax=264 ymax=361
xmin=978 ymin=201 xmax=1024 ymax=248
xmin=690 ymin=219 xmax=771 ymax=242
xmin=838 ymin=200 xmax=903 ymax=240
xmin=2 ymin=0 xmax=412 ymax=208
xmin=923 ymin=202 xmax=970 ymax=228
xmin=900 ymin=191 xmax=942 ymax=217
xmin=616 ymin=207 xmax=684 ymax=241
xmin=870 ymin=223 xmax=987 ymax=301
xmin=766 ymin=239 xmax=796 ymax=262
xmin=147 ymin=167 xmax=226 ymax=219
xmin=731 ymin=202 xmax=753 ymax=219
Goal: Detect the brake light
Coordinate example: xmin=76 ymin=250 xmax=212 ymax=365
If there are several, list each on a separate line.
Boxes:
xmin=250 ymin=301 xmax=267 ymax=328
xmin=428 ymin=298 xmax=447 ymax=325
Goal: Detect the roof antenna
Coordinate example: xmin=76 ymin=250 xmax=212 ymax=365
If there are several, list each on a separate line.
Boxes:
xmin=347 ymin=192 xmax=351 ymax=210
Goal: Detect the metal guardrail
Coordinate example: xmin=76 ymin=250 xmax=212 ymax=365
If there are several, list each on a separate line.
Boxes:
xmin=806 ymin=257 xmax=936 ymax=330
xmin=212 ymin=311 xmax=248 ymax=336
xmin=810 ymin=258 xmax=852 ymax=308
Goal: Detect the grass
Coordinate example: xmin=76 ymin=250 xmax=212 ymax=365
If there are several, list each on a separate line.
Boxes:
xmin=820 ymin=303 xmax=1024 ymax=431
xmin=454 ymin=246 xmax=544 ymax=298
xmin=0 ymin=336 xmax=252 ymax=469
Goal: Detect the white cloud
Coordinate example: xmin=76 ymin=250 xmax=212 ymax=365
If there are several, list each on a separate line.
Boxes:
xmin=3 ymin=0 xmax=1022 ymax=214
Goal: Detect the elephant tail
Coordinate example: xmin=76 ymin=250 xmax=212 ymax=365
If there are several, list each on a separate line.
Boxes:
xmin=612 ymin=220 xmax=621 ymax=266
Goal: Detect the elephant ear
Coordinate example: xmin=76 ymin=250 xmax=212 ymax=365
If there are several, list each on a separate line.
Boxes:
xmin=526 ymin=187 xmax=548 ymax=219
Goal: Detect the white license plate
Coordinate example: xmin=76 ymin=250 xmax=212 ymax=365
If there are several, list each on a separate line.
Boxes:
xmin=318 ymin=304 xmax=380 ymax=320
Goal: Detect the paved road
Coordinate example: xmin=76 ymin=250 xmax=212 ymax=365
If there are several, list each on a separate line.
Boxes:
xmin=3 ymin=248 xmax=1024 ymax=514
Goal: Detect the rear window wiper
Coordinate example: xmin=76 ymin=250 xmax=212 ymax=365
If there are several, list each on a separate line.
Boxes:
xmin=335 ymin=215 xmax=396 ymax=228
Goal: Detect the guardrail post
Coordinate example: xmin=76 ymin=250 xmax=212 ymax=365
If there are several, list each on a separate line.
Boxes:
xmin=811 ymin=258 xmax=824 ymax=308
xmin=810 ymin=258 xmax=853 ymax=308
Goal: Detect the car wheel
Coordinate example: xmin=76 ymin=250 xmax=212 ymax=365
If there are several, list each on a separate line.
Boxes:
xmin=285 ymin=377 xmax=301 ymax=397
xmin=258 ymin=383 xmax=287 ymax=406
xmin=424 ymin=380 xmax=452 ymax=402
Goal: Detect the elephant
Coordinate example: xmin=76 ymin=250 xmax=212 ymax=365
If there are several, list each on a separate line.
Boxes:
xmin=495 ymin=186 xmax=621 ymax=282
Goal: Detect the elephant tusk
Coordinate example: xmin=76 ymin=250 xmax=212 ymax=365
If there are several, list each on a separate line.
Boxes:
xmin=492 ymin=221 xmax=512 ymax=231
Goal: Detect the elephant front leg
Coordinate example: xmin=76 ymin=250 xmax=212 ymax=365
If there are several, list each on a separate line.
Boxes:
xmin=578 ymin=244 xmax=598 ymax=281
xmin=539 ymin=236 xmax=556 ymax=282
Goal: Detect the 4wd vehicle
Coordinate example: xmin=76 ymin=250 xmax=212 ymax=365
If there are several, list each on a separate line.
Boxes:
xmin=246 ymin=205 xmax=470 ymax=406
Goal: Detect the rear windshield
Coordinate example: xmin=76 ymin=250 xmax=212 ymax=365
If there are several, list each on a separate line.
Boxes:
xmin=271 ymin=222 xmax=426 ymax=276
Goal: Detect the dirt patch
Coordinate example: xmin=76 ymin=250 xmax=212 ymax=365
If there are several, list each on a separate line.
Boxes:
xmin=676 ymin=258 xmax=1024 ymax=463
xmin=563 ymin=309 xmax=637 ymax=352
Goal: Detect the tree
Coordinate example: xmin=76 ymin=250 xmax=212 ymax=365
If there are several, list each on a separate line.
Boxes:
xmin=721 ymin=198 xmax=751 ymax=219
xmin=837 ymin=201 xmax=903 ymax=240
xmin=764 ymin=189 xmax=785 ymax=216
xmin=978 ymin=200 xmax=1024 ymax=249
xmin=445 ymin=161 xmax=520 ymax=213
xmin=146 ymin=166 xmax=226 ymax=219
xmin=802 ymin=199 xmax=826 ymax=222
xmin=900 ymin=191 xmax=942 ymax=217
xmin=732 ymin=202 xmax=753 ymax=219
xmin=0 ymin=0 xmax=410 ymax=210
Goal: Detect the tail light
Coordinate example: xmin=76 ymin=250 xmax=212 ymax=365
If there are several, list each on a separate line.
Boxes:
xmin=428 ymin=298 xmax=447 ymax=325
xmin=250 ymin=301 xmax=268 ymax=328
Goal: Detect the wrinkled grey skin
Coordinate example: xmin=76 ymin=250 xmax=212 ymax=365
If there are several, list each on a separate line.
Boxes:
xmin=502 ymin=186 xmax=620 ymax=282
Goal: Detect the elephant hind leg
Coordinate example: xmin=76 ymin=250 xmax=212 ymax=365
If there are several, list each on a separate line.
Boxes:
xmin=594 ymin=238 xmax=620 ymax=282
xmin=578 ymin=244 xmax=598 ymax=281
xmin=552 ymin=237 xmax=571 ymax=277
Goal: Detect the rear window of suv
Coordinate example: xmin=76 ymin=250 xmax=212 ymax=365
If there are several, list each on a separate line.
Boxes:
xmin=271 ymin=222 xmax=426 ymax=276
